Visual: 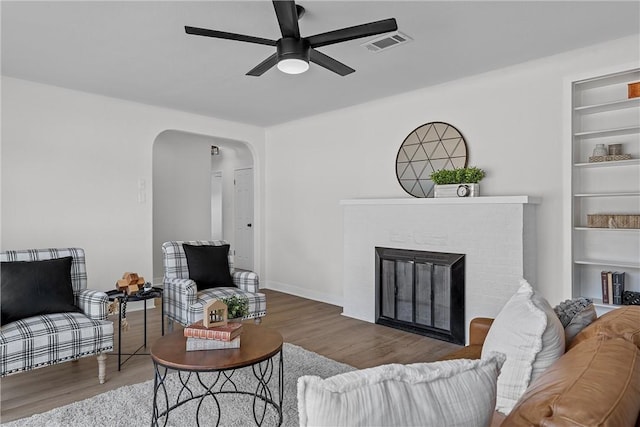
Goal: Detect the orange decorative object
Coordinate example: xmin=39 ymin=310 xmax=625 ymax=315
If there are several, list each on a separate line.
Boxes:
xmin=116 ymin=272 xmax=145 ymax=295
xmin=628 ymin=82 xmax=640 ymax=99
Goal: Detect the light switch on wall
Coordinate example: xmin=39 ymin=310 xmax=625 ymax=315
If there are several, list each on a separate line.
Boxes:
xmin=138 ymin=178 xmax=146 ymax=204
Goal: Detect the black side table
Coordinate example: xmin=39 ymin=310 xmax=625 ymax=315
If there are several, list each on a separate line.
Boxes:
xmin=106 ymin=287 xmax=164 ymax=370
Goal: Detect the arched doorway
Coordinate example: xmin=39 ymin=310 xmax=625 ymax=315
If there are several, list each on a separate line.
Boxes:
xmin=152 ymin=130 xmax=255 ymax=282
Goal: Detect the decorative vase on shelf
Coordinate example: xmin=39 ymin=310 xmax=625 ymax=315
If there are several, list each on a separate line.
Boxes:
xmin=592 ymin=144 xmax=607 ymax=157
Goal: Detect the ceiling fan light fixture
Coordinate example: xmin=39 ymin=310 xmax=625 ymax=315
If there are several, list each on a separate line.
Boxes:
xmin=276 ymin=37 xmax=310 ymax=74
xmin=277 ymin=58 xmax=309 ymax=74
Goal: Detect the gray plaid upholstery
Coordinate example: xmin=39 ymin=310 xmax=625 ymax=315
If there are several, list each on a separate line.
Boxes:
xmin=0 ymin=248 xmax=113 ymax=378
xmin=162 ymin=241 xmax=266 ymax=326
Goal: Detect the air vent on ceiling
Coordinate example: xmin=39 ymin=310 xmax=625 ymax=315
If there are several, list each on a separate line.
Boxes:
xmin=361 ymin=31 xmax=412 ymax=53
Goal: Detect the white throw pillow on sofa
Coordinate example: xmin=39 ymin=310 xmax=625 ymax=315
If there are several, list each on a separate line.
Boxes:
xmin=297 ymin=352 xmax=505 ymax=427
xmin=481 ymin=279 xmax=565 ymax=415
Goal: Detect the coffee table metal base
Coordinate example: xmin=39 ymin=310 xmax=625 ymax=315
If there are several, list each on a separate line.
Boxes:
xmin=151 ymin=349 xmax=283 ymax=427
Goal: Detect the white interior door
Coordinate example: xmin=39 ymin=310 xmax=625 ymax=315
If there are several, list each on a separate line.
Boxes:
xmin=234 ymin=168 xmax=254 ymax=271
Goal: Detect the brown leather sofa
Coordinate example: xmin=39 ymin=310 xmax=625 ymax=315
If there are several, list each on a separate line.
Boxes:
xmin=442 ymin=305 xmax=640 ymax=426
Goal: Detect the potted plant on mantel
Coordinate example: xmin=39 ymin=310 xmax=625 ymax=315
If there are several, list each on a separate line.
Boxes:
xmin=430 ymin=167 xmax=485 ymax=198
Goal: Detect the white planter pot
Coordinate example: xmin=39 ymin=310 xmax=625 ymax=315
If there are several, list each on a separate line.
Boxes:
xmin=434 ymin=183 xmax=480 ymax=198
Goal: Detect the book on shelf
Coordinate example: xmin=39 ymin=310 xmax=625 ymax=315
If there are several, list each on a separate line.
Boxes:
xmin=601 ymin=271 xmax=610 ymax=304
xmin=186 ymin=336 xmax=241 ymax=351
xmin=607 ymin=272 xmax=614 ymax=305
xmin=612 ymin=272 xmax=626 ymax=305
xmin=183 ymin=320 xmax=243 ymax=341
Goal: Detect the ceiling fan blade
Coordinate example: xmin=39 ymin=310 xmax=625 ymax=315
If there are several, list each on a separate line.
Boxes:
xmin=246 ymin=53 xmax=279 ymax=76
xmin=307 ymin=18 xmax=398 ymax=48
xmin=185 ymin=26 xmax=276 ymax=46
xmin=272 ymin=0 xmax=300 ymax=38
xmin=310 ymin=48 xmax=355 ymax=76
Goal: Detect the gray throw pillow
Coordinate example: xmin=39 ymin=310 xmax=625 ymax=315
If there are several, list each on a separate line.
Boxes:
xmin=554 ymin=297 xmax=597 ymax=347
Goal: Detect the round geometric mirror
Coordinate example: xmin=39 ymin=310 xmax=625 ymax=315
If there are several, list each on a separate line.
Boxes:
xmin=396 ymin=122 xmax=468 ymax=197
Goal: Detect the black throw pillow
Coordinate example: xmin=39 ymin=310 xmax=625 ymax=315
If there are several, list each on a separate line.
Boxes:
xmin=1 ymin=256 xmax=80 ymax=326
xmin=183 ymin=244 xmax=235 ymax=291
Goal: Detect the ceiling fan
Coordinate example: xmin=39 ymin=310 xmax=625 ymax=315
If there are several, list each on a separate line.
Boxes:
xmin=185 ymin=1 xmax=397 ymax=76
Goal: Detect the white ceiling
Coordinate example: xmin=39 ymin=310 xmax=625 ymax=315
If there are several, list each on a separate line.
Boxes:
xmin=2 ymin=1 xmax=639 ymax=127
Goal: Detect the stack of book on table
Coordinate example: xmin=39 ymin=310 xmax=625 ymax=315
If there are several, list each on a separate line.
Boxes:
xmin=183 ymin=320 xmax=243 ymax=351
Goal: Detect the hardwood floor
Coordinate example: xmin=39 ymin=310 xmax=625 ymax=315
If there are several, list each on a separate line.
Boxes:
xmin=0 ymin=289 xmax=461 ymax=423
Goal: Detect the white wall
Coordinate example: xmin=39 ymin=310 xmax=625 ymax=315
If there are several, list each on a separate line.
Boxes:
xmin=154 ymin=131 xmax=213 ymax=241
xmin=211 ymin=170 xmax=223 ymax=241
xmin=152 ymin=131 xmax=214 ymax=281
xmin=1 ymin=77 xmax=265 ymax=291
xmin=264 ymin=35 xmax=640 ymax=306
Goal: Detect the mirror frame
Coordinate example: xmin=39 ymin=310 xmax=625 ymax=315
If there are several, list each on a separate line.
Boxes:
xmin=396 ymin=122 xmax=468 ymax=198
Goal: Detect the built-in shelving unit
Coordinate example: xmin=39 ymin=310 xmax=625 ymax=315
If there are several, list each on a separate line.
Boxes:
xmin=574 ymin=259 xmax=640 ymax=269
xmin=570 ymin=67 xmax=640 ymax=314
xmin=574 ymin=227 xmax=640 ymax=232
xmin=574 ymin=97 xmax=640 ymax=114
xmin=574 ymin=126 xmax=640 ymax=139
xmin=573 ymin=192 xmax=640 ymax=197
xmin=574 ymin=158 xmax=640 ymax=168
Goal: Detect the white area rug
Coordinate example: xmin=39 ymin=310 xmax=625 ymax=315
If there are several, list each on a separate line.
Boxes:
xmin=5 ymin=343 xmax=354 ymax=427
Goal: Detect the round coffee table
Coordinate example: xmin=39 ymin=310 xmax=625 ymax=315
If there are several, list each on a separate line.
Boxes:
xmin=150 ymin=324 xmax=283 ymax=427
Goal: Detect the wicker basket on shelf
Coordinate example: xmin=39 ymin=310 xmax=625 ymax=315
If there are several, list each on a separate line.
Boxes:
xmin=588 ymin=154 xmax=632 ymax=163
xmin=587 ymin=214 xmax=640 ymax=229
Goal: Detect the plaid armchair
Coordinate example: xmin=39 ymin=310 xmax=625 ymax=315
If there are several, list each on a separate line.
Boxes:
xmin=162 ymin=240 xmax=266 ymax=328
xmin=0 ymin=248 xmax=113 ymax=384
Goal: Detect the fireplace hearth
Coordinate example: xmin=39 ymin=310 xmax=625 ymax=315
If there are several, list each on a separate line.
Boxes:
xmin=375 ymin=247 xmax=465 ymax=344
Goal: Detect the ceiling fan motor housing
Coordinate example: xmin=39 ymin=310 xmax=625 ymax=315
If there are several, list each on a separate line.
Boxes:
xmin=277 ymin=37 xmax=310 ymax=62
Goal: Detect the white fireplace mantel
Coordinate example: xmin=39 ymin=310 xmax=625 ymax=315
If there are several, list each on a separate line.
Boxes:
xmin=341 ymin=196 xmax=539 ymax=342
xmin=340 ymin=196 xmax=540 ymax=206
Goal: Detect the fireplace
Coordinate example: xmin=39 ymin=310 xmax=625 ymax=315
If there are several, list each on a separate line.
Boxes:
xmin=375 ymin=247 xmax=465 ymax=345
xmin=341 ymin=197 xmax=537 ymax=341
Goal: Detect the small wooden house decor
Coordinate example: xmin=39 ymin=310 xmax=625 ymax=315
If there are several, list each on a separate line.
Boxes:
xmin=203 ymin=300 xmax=228 ymax=328
xmin=116 ymin=272 xmax=145 ymax=295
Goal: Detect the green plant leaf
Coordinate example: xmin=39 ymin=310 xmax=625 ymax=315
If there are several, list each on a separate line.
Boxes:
xmin=430 ymin=167 xmax=485 ymax=184
xmin=220 ymin=295 xmax=249 ymax=319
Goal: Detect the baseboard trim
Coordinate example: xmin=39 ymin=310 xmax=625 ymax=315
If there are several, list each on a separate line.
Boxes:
xmin=340 ymin=310 xmax=373 ymax=323
xmin=263 ymin=280 xmax=343 ymax=308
